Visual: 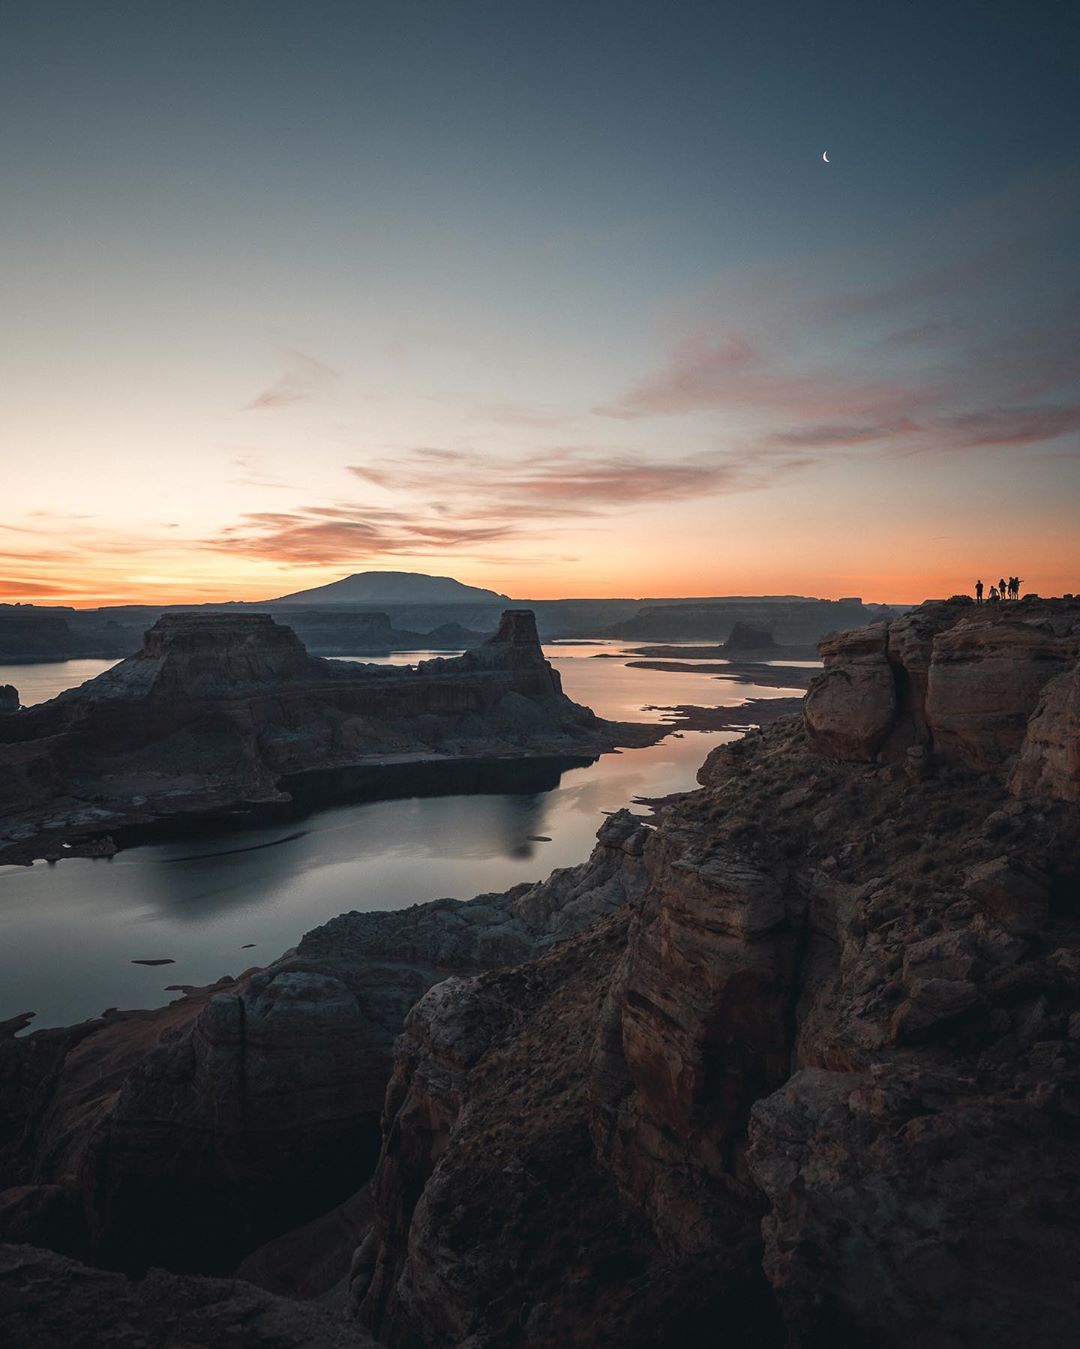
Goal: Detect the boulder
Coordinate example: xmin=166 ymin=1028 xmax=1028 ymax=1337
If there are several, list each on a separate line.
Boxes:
xmin=805 ymin=626 xmax=896 ymax=760
xmin=963 ymin=856 xmax=1050 ymax=936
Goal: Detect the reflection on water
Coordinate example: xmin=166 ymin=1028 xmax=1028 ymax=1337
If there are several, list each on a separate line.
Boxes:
xmin=0 ymin=659 xmax=118 ymax=707
xmin=0 ymin=643 xmax=805 ymax=1029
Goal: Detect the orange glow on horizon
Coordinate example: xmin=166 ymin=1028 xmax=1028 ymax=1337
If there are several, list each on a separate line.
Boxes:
xmin=3 ymin=559 xmax=1077 ymax=611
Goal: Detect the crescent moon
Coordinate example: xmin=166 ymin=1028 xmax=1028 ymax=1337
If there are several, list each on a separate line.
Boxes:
xmin=822 ymin=150 xmax=830 ymax=163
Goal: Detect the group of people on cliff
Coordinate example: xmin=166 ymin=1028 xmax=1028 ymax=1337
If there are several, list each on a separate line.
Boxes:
xmin=974 ymin=576 xmax=1022 ymax=603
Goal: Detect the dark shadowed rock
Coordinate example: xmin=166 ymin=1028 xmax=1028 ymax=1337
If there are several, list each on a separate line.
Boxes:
xmin=350 ymin=671 xmax=1080 ymax=1348
xmin=0 ymin=685 xmax=19 ymax=716
xmin=0 ymin=813 xmax=650 ymax=1275
xmin=0 ymin=610 xmax=659 ymax=863
xmin=0 ymin=1243 xmax=378 ymax=1349
xmin=805 ymin=597 xmax=1080 ymax=783
xmin=804 ymin=625 xmax=895 ymax=760
xmin=724 ymin=621 xmax=777 ymax=651
xmin=6 ymin=598 xmax=1080 ymax=1347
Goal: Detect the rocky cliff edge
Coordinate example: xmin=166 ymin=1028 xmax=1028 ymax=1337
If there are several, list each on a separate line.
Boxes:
xmin=4 ymin=598 xmax=1080 ymax=1347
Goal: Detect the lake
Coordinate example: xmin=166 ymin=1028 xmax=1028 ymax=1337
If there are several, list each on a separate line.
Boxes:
xmin=0 ymin=642 xmax=811 ymax=1029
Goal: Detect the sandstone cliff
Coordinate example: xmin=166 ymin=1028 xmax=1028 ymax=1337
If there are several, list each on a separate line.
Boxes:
xmin=6 ymin=599 xmax=1080 ymax=1348
xmin=350 ymin=598 xmax=1080 ymax=1348
xmin=0 ymin=812 xmax=650 ymax=1278
xmin=805 ymin=594 xmax=1080 ymax=798
xmin=0 ymin=609 xmax=657 ymax=863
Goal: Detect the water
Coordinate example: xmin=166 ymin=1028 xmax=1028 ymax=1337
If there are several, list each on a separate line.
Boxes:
xmin=0 ymin=643 xmax=809 ymax=1029
xmin=0 ymin=659 xmax=117 ymax=707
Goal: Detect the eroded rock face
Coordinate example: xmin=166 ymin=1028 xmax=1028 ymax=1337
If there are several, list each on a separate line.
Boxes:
xmin=590 ymin=827 xmax=797 ymax=1264
xmin=927 ymin=620 xmax=1076 ymax=769
xmin=0 ymin=610 xmax=658 ymax=863
xmin=0 ymin=1242 xmax=378 ymax=1349
xmin=352 ymin=709 xmax=1080 ymax=1349
xmin=355 ymin=919 xmax=781 ymax=1349
xmin=8 ymin=598 xmax=1080 ymax=1346
xmin=0 ymin=813 xmax=650 ymax=1276
xmin=805 ymin=597 xmax=1080 ymax=790
xmin=1011 ymin=662 xmax=1080 ymax=801
xmin=804 ymin=626 xmax=895 ymax=760
xmin=749 ymin=1066 xmax=1080 ymax=1348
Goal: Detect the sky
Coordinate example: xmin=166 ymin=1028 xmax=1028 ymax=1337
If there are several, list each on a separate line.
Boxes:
xmin=2 ymin=0 xmax=1078 ymax=607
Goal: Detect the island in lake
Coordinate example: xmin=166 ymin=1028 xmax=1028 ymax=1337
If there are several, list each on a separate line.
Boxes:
xmin=3 ymin=596 xmax=1078 ymax=1348
xmin=0 ymin=608 xmax=659 ymax=865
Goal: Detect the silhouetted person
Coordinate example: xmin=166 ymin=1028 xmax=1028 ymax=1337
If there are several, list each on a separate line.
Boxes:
xmin=989 ymin=585 xmax=1000 ymax=602
xmin=975 ymin=579 xmax=984 ymax=604
xmin=998 ymin=578 xmax=1007 ymax=601
xmin=1010 ymin=576 xmax=1021 ymax=599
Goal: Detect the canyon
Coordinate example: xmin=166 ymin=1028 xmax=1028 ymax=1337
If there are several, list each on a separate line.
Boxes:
xmin=2 ymin=594 xmax=1078 ymax=1347
xmin=0 ymin=609 xmax=655 ymax=865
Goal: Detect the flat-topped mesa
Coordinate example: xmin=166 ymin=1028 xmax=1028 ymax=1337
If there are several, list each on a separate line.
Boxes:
xmin=0 ymin=607 xmax=656 ymax=860
xmin=805 ymin=595 xmax=1080 ymax=799
xmin=139 ymin=613 xmax=315 ymax=695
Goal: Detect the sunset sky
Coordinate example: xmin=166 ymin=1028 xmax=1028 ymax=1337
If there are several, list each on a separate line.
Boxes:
xmin=2 ymin=1 xmax=1078 ymax=607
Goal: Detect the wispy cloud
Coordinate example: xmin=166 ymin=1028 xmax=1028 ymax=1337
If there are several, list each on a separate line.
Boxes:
xmin=0 ymin=577 xmax=88 ymax=598
xmin=349 ymin=443 xmax=812 ymax=511
xmin=208 ymin=441 xmax=816 ymax=567
xmin=210 ymin=504 xmax=521 ymax=565
xmin=598 ymin=167 xmax=1080 ymax=463
xmin=243 ymin=350 xmax=339 ymax=411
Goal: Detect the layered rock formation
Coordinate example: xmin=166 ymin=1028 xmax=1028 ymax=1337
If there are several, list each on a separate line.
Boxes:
xmin=609 ymin=595 xmax=899 ymax=644
xmin=0 ymin=609 xmax=656 ymax=862
xmin=806 ymin=595 xmax=1080 ymax=796
xmin=6 ymin=598 xmax=1080 ymax=1348
xmin=0 ymin=1243 xmax=378 ymax=1349
xmin=349 ymin=598 xmax=1080 ymax=1348
xmin=0 ymin=812 xmax=650 ymax=1277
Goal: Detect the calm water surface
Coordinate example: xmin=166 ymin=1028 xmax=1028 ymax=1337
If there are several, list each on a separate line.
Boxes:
xmin=0 ymin=643 xmax=810 ymax=1028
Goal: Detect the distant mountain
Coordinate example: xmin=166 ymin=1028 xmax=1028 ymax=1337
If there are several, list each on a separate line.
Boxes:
xmin=267 ymin=571 xmax=510 ymax=606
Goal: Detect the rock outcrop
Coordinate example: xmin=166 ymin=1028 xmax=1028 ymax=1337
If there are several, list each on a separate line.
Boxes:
xmin=0 ymin=684 xmax=18 ymax=715
xmin=724 ymin=620 xmax=777 ymax=651
xmin=0 ymin=609 xmax=658 ymax=863
xmin=7 ymin=598 xmax=1080 ymax=1348
xmin=805 ymin=596 xmax=1080 ymax=797
xmin=349 ymin=599 xmax=1080 ymax=1348
xmin=0 ymin=1243 xmax=378 ymax=1349
xmin=0 ymin=813 xmax=650 ymax=1276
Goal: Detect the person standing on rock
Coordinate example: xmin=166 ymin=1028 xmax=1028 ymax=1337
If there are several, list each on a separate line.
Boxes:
xmin=975 ymin=579 xmax=984 ymax=604
xmin=998 ymin=577 xmax=1008 ymax=601
xmin=989 ymin=585 xmax=1000 ymax=602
